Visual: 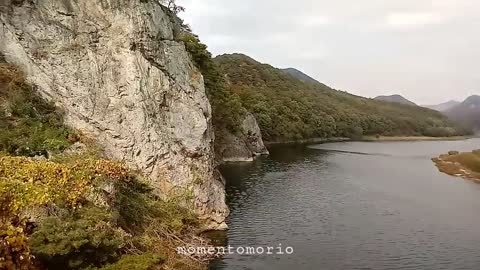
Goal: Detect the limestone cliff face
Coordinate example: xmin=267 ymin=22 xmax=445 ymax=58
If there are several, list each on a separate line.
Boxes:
xmin=216 ymin=112 xmax=269 ymax=163
xmin=0 ymin=0 xmax=228 ymax=229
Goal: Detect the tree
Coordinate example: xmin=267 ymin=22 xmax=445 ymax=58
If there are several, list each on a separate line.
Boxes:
xmin=160 ymin=0 xmax=185 ymax=14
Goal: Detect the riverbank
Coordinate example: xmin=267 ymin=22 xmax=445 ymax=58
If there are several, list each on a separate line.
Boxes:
xmin=265 ymin=137 xmax=351 ymax=146
xmin=362 ymin=135 xmax=473 ymax=142
xmin=265 ymin=135 xmax=473 ymax=147
xmin=432 ymin=150 xmax=480 ymax=182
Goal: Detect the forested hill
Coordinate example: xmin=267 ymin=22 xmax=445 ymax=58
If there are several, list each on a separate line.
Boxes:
xmin=214 ymin=54 xmax=468 ymax=142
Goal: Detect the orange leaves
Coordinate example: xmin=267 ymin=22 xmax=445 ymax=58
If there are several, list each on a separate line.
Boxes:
xmin=0 ymin=195 xmax=35 ymax=270
xmin=0 ymin=225 xmax=34 ymax=270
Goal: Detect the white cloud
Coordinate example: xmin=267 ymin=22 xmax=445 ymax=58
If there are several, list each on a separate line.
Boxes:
xmin=299 ymin=16 xmax=332 ymax=27
xmin=386 ymin=12 xmax=446 ymax=28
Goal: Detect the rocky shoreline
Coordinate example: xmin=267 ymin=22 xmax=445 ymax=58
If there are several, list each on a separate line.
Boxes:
xmin=432 ymin=150 xmax=480 ymax=182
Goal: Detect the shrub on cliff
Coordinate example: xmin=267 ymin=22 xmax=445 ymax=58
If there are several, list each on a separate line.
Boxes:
xmin=0 ymin=61 xmax=208 ymax=270
xmin=30 ymin=207 xmax=126 ymax=269
xmin=0 ymin=153 xmax=203 ymax=269
xmin=0 ymin=155 xmax=131 ymax=211
xmin=94 ymin=253 xmax=163 ymax=270
xmin=0 ymin=63 xmax=75 ymax=157
xmin=0 ymin=194 xmax=35 ymax=270
xmin=0 ymin=154 xmax=134 ymax=269
xmin=179 ymin=32 xmax=245 ymax=134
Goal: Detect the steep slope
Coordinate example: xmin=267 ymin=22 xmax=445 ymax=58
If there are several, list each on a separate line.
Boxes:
xmin=0 ymin=0 xmax=227 ymax=229
xmin=215 ymin=54 xmax=466 ymax=141
xmin=374 ymin=95 xmax=417 ymax=106
xmin=0 ymin=61 xmax=209 ymax=270
xmin=282 ymin=68 xmax=323 ymax=85
xmin=423 ymin=100 xmax=460 ymax=112
xmin=445 ymin=95 xmax=480 ymax=132
xmin=179 ymin=33 xmax=268 ymax=163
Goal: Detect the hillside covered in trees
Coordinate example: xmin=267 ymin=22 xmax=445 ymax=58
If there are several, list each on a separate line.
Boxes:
xmin=214 ymin=54 xmax=469 ymax=142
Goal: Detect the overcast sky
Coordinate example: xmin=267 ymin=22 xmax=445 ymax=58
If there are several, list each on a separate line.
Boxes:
xmin=177 ymin=0 xmax=479 ymax=105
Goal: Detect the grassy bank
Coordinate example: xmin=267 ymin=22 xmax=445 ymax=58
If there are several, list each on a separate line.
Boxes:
xmin=432 ymin=150 xmax=480 ymax=182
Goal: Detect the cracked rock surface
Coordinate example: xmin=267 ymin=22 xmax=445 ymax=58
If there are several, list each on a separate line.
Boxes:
xmin=0 ymin=0 xmax=228 ymax=230
xmin=216 ymin=112 xmax=269 ymax=163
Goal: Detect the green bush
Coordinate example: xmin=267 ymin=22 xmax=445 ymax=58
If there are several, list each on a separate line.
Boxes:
xmin=114 ymin=177 xmax=198 ymax=234
xmin=30 ymin=206 xmax=125 ymax=270
xmin=94 ymin=253 xmax=163 ymax=270
xmin=114 ymin=179 xmax=153 ymax=233
xmin=423 ymin=127 xmax=457 ymax=137
xmin=0 ymin=63 xmax=74 ymax=157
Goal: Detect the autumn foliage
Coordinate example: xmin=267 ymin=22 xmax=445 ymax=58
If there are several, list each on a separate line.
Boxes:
xmin=0 ymin=155 xmax=131 ymax=211
xmin=0 ymin=194 xmax=34 ymax=270
xmin=0 ymin=154 xmax=133 ymax=270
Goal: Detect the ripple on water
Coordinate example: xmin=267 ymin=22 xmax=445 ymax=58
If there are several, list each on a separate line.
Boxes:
xmin=214 ymin=139 xmax=480 ymax=270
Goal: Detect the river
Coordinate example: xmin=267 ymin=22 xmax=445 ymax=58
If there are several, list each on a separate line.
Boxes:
xmin=209 ymin=138 xmax=480 ymax=270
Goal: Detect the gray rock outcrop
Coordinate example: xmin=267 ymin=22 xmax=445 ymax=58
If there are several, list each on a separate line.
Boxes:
xmin=216 ymin=112 xmax=269 ymax=162
xmin=0 ymin=0 xmax=228 ymax=229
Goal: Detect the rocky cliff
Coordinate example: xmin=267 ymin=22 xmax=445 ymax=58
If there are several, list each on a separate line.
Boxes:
xmin=215 ymin=112 xmax=269 ymax=162
xmin=0 ymin=0 xmax=228 ymax=229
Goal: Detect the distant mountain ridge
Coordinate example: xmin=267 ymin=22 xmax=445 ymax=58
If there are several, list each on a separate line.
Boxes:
xmin=423 ymin=100 xmax=461 ymax=112
xmin=374 ymin=95 xmax=417 ymax=106
xmin=444 ymin=95 xmax=480 ymax=131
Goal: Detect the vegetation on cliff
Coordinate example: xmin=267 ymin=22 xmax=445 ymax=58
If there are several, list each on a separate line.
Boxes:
xmin=1 ymin=153 xmax=205 ymax=270
xmin=179 ymin=32 xmax=245 ymax=134
xmin=0 ymin=63 xmax=75 ymax=157
xmin=0 ymin=62 xmax=208 ymax=270
xmin=164 ymin=0 xmax=245 ymax=134
xmin=432 ymin=150 xmax=480 ymax=182
xmin=214 ymin=54 xmax=469 ymax=142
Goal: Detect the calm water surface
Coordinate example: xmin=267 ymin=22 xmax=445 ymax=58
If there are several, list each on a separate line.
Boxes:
xmin=210 ymin=139 xmax=480 ymax=270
